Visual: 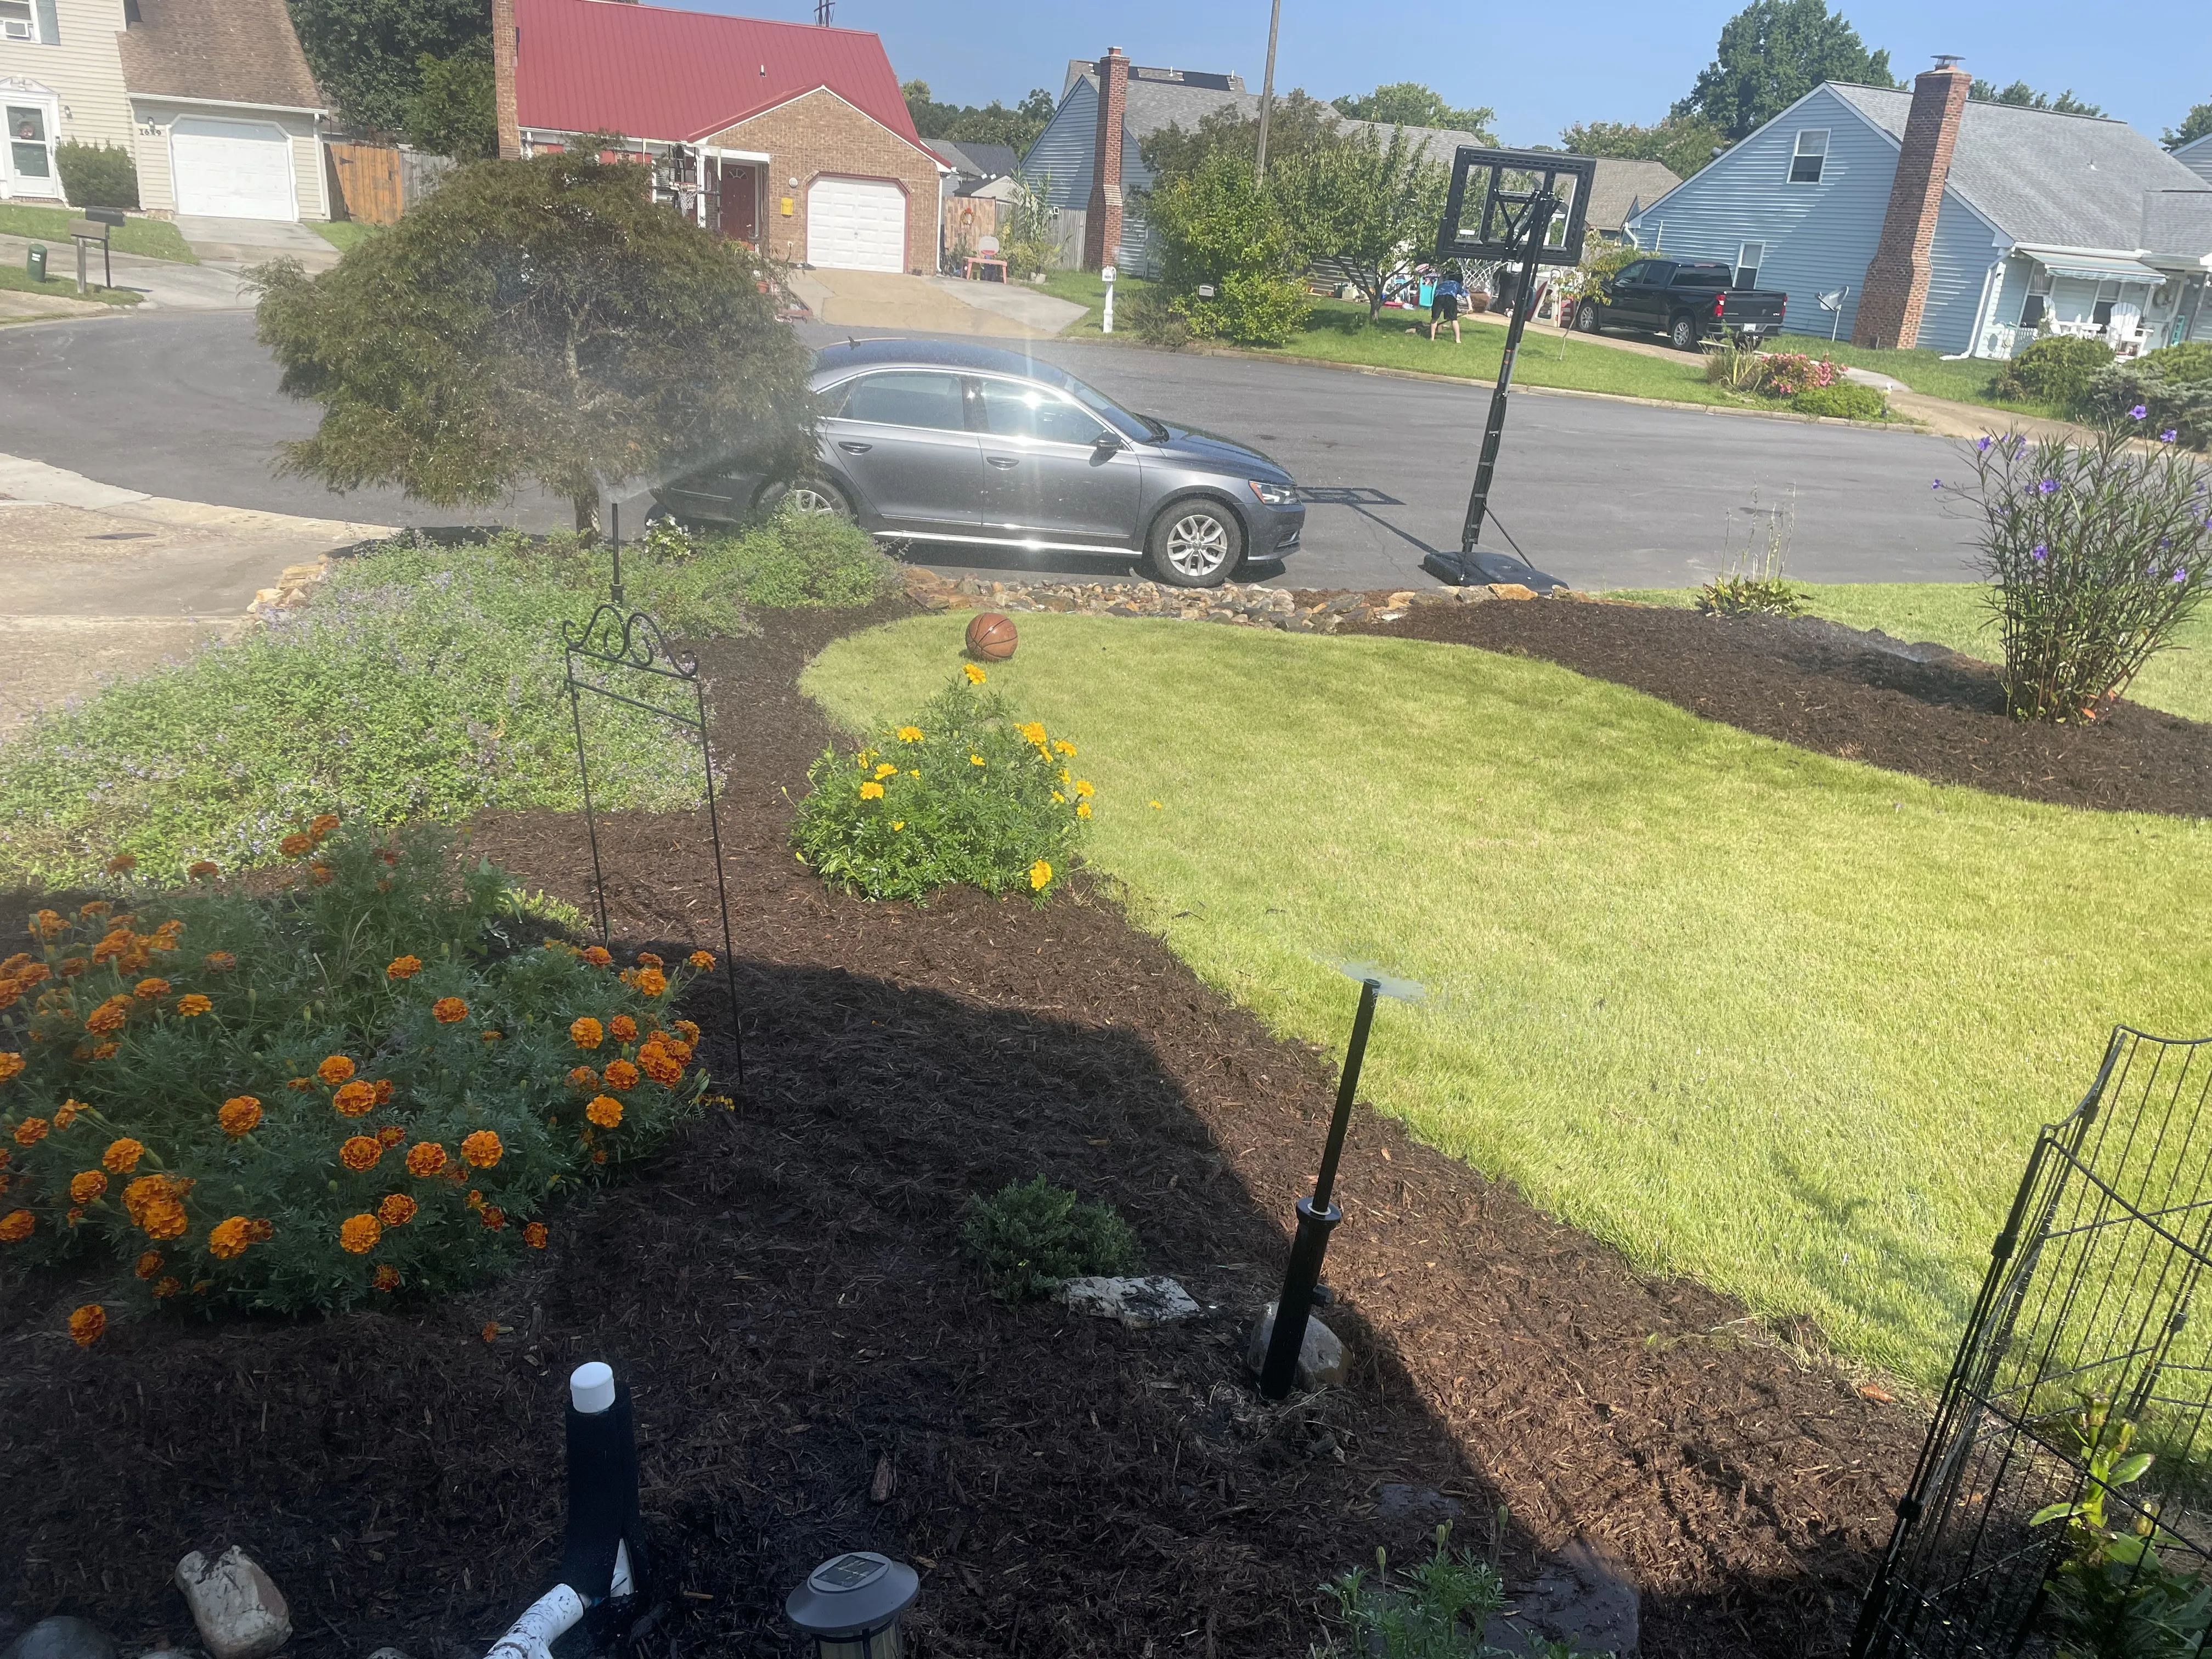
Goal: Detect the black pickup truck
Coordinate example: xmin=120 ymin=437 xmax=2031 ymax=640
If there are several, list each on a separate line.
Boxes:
xmin=1572 ymin=258 xmax=1788 ymax=351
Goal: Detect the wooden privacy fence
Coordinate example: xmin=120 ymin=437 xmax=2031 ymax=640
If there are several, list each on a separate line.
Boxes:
xmin=943 ymin=195 xmax=998 ymax=259
xmin=325 ymin=142 xmax=458 ymax=225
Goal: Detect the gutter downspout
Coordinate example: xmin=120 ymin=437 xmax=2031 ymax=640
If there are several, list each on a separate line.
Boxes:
xmin=1945 ymin=255 xmax=2006 ymax=359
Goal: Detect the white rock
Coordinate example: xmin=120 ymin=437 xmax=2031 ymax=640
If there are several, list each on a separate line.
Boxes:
xmin=1054 ymin=1275 xmax=1201 ymax=1329
xmin=1244 ymin=1303 xmax=1349 ymax=1388
xmin=175 ymin=1548 xmax=291 ymax=1659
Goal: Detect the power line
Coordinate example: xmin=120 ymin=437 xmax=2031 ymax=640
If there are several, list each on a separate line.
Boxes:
xmin=815 ymin=0 xmax=833 ymax=22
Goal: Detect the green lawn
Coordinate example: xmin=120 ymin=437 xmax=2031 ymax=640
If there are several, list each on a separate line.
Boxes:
xmin=803 ymin=614 xmax=2212 ymax=1385
xmin=311 ymin=221 xmax=382 ymax=253
xmin=1609 ymin=582 xmax=2212 ymax=724
xmin=1762 ymin=332 xmax=2064 ymax=421
xmin=0 ymin=203 xmax=198 ymax=262
xmin=0 ymin=262 xmax=142 ymax=306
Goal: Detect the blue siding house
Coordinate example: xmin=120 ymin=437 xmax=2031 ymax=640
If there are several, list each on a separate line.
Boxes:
xmin=1624 ymin=69 xmax=2212 ymax=358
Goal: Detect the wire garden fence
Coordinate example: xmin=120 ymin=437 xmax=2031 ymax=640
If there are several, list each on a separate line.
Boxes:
xmin=1854 ymin=1026 xmax=2212 ymax=1658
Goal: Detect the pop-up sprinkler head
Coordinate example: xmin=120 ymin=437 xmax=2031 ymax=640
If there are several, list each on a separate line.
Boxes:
xmin=786 ymin=1551 xmax=920 ymax=1659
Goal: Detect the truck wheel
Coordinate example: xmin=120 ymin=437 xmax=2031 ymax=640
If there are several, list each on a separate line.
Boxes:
xmin=1574 ymin=301 xmax=1601 ymax=334
xmin=1668 ymin=312 xmax=1700 ymax=352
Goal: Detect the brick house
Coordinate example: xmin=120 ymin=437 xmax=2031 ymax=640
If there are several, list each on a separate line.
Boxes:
xmin=493 ymin=0 xmax=945 ymax=273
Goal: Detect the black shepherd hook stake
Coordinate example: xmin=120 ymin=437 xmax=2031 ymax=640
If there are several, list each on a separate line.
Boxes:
xmin=560 ymin=591 xmax=744 ymax=1085
xmin=1259 ymin=976 xmax=1381 ymax=1400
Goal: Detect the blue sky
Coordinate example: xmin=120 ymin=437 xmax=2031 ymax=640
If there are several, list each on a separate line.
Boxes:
xmin=676 ymin=0 xmax=2208 ymax=146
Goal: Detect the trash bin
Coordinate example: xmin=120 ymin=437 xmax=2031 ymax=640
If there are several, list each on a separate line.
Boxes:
xmin=26 ymin=243 xmax=46 ymax=283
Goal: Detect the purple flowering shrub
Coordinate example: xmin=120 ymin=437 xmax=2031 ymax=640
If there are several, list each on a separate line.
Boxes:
xmin=1945 ymin=416 xmax=2212 ymax=720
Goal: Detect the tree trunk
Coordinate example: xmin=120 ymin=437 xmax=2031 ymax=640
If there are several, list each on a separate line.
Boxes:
xmin=573 ymin=492 xmax=600 ymax=536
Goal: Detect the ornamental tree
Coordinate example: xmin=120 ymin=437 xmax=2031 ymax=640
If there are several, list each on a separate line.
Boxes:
xmin=1673 ymin=0 xmax=1894 ymax=140
xmin=1560 ymin=114 xmax=1729 ymax=180
xmin=254 ymin=149 xmax=816 ymax=532
xmin=1272 ymin=123 xmax=1449 ymax=322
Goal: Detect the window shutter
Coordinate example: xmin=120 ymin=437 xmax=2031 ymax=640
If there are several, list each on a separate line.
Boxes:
xmin=33 ymin=0 xmax=57 ymax=41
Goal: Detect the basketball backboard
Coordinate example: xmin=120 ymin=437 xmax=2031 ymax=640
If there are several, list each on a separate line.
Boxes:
xmin=1434 ymin=148 xmax=1597 ymax=269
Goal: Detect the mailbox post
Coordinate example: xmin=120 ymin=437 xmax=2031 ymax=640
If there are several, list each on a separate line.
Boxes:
xmin=69 ymin=207 xmax=121 ymax=294
xmin=1101 ymin=264 xmax=1116 ymax=335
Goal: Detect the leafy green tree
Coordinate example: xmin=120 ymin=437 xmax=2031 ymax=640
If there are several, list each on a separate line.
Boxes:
xmin=405 ymin=49 xmax=496 ymax=161
xmin=1673 ymin=0 xmax=1894 ymax=140
xmin=1330 ymin=82 xmax=1497 ymax=143
xmin=286 ymin=0 xmax=488 ymax=133
xmin=1139 ymin=90 xmax=1345 ymax=183
xmin=1143 ymin=148 xmax=1308 ymax=346
xmin=1968 ymin=78 xmax=2103 ymax=115
xmin=1273 ymin=125 xmax=1448 ymax=320
xmin=900 ymin=81 xmax=1058 ymax=156
xmin=254 ymin=151 xmax=817 ymax=532
xmin=1560 ymin=114 xmax=1729 ymax=179
xmin=2166 ymin=99 xmax=2212 ymax=148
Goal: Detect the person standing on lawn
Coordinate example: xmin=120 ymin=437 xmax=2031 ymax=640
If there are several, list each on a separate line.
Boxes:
xmin=1428 ymin=270 xmax=1464 ymax=343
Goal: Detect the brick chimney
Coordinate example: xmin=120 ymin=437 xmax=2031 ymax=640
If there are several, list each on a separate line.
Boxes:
xmin=1854 ymin=58 xmax=1970 ymax=350
xmin=493 ymin=0 xmax=521 ymax=160
xmin=1082 ymin=48 xmax=1130 ymax=270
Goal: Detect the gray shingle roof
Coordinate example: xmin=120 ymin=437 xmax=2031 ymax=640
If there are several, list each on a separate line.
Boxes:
xmin=1582 ymin=158 xmax=1681 ymax=233
xmin=932 ymin=139 xmax=1020 ymax=182
xmin=1827 ymin=83 xmax=2207 ymax=253
xmin=117 ymin=0 xmax=322 ymax=110
xmin=1107 ymin=76 xmax=1491 ymax=177
xmin=2140 ymin=191 xmax=2212 ymax=262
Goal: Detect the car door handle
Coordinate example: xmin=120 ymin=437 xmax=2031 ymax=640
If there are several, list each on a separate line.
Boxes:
xmin=837 ymin=441 xmax=872 ymax=454
xmin=986 ymin=455 xmax=1019 ymax=468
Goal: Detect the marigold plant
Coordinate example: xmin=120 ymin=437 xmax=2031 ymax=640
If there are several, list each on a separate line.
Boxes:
xmin=0 ymin=820 xmax=710 ymax=1323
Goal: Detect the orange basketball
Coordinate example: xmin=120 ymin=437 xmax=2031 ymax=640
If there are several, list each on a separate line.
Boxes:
xmin=966 ymin=612 xmax=1018 ymax=662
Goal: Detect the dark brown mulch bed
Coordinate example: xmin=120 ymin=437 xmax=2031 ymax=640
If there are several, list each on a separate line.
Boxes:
xmin=1 ymin=599 xmax=1926 ymax=1659
xmin=1347 ymin=598 xmax=2212 ymax=818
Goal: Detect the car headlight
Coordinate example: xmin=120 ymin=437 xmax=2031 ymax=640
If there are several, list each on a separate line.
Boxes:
xmin=1248 ymin=479 xmax=1299 ymax=507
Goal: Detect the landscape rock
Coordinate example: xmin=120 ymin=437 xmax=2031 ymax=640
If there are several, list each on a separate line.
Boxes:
xmin=1486 ymin=583 xmax=1537 ymax=601
xmin=363 ymin=1647 xmax=415 ymax=1659
xmin=1485 ymin=1538 xmax=1639 ymax=1657
xmin=1375 ymin=1483 xmax=1463 ymax=1526
xmin=174 ymin=1549 xmax=291 ymax=1659
xmin=1243 ymin=1303 xmax=1348 ymax=1388
xmin=2 ymin=1617 xmax=117 ymax=1659
xmin=1054 ymin=1275 xmax=1201 ymax=1329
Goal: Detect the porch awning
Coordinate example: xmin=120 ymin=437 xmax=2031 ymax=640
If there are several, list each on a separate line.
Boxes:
xmin=2018 ymin=248 xmax=2163 ymax=283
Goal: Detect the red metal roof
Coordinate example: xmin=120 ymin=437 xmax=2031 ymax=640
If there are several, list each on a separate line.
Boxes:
xmin=515 ymin=0 xmax=932 ymax=152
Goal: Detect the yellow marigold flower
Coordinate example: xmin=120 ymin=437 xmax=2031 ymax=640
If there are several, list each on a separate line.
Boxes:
xmin=634 ymin=968 xmax=667 ymax=998
xmin=567 ymin=1065 xmax=599 ymax=1090
xmin=340 ymin=1136 xmax=381 ymax=1172
xmin=909 ymin=769 xmax=919 ymax=777
xmin=106 ymin=854 xmax=137 ymax=874
xmin=602 ymin=1059 xmax=640 ymax=1091
xmin=891 ymin=820 xmax=905 ymax=831
xmin=69 ymin=1304 xmax=105 ymax=1346
xmin=0 ymin=1209 xmax=32 ymax=1243
xmin=1058 ymin=768 xmax=1070 ymax=784
xmin=431 ymin=996 xmax=468 ymax=1024
xmin=1051 ymin=791 xmax=1065 ymax=804
xmin=187 ymin=860 xmax=219 ymax=879
xmin=582 ymin=946 xmax=612 ymax=967
xmin=204 ymin=951 xmax=237 ymax=972
xmin=1074 ymin=779 xmax=1094 ymax=798
xmin=69 ymin=1170 xmax=107 ymax=1204
xmin=154 ymin=1276 xmax=182 ymax=1299
xmin=101 ymin=1136 xmax=142 ymax=1171
xmin=586 ymin=1094 xmax=624 ymax=1129
xmin=1053 ymin=739 xmax=1077 ymax=757
xmin=896 ymin=726 xmax=923 ymax=742
xmin=308 ymin=812 xmax=341 ymax=838
xmin=1076 ymin=802 xmax=1093 ymax=820
xmin=570 ymin=1017 xmax=604 ymax=1049
xmin=873 ymin=761 xmax=897 ymax=779
xmin=1030 ymin=860 xmax=1053 ymax=891
xmin=207 ymin=1216 xmax=252 ymax=1260
xmin=134 ymin=1250 xmax=162 ymax=1279
xmin=0 ymin=1051 xmax=22 ymax=1082
xmin=405 ymin=1142 xmax=447 ymax=1177
xmin=524 ymin=1221 xmax=548 ymax=1249
xmin=859 ymin=781 xmax=885 ymax=800
xmin=318 ymin=1054 xmax=356 ymax=1085
xmin=176 ymin=993 xmax=212 ymax=1017
xmin=377 ymin=1193 xmax=416 ymax=1226
xmin=461 ymin=1129 xmax=503 ymax=1169
xmin=338 ymin=1214 xmax=382 ymax=1255
xmin=217 ymin=1096 xmax=262 ymax=1137
xmin=963 ymin=663 xmax=986 ymax=684
xmin=611 ymin=1014 xmax=637 ymax=1041
xmin=333 ymin=1080 xmax=376 ymax=1117
xmin=686 ymin=951 xmax=714 ymax=970
xmin=278 ymin=832 xmax=313 ymax=858
xmin=969 ymin=753 xmax=985 ymax=767
xmin=386 ymin=955 xmax=423 ymax=980
xmin=1149 ymin=800 xmax=1163 ymax=810
xmin=371 ymin=1264 xmax=400 ymax=1291
xmin=1017 ymin=721 xmax=1046 ymax=747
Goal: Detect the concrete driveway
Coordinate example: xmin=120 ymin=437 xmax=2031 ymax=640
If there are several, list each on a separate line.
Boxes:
xmin=789 ymin=267 xmax=1085 ymax=337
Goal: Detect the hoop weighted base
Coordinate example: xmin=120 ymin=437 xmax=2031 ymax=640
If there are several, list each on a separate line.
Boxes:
xmin=1258 ymin=1195 xmax=1343 ymax=1400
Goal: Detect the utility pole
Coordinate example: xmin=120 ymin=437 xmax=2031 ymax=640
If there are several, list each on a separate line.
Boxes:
xmin=1252 ymin=0 xmax=1283 ymax=184
xmin=815 ymin=0 xmax=832 ymax=22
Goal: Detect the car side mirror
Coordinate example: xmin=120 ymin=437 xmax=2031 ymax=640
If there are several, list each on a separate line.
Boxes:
xmin=1093 ymin=431 xmax=1125 ymax=451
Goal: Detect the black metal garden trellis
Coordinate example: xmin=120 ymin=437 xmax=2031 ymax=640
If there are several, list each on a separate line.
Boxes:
xmin=560 ymin=530 xmax=744 ymax=1082
xmin=1852 ymin=1026 xmax=2212 ymax=1659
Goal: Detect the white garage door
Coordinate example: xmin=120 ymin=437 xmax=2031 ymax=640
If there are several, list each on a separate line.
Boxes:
xmin=806 ymin=176 xmax=905 ymax=272
xmin=170 ymin=118 xmax=296 ymax=221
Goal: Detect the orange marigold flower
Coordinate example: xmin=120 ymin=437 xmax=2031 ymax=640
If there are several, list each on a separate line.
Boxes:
xmin=133 ymin=977 xmax=171 ymax=1000
xmin=309 ymin=812 xmax=341 ymax=838
xmin=84 ymin=1000 xmax=129 ymax=1036
xmin=373 ymin=1079 xmax=396 ymax=1104
xmin=592 ymin=1149 xmax=607 ymax=1164
xmin=217 ymin=1096 xmax=262 ymax=1137
xmin=0 ymin=1051 xmax=23 ymax=1082
xmin=246 ymin=1217 xmax=273 ymax=1243
xmin=278 ymin=832 xmax=313 ymax=858
xmin=140 ymin=1199 xmax=187 ymax=1241
xmin=69 ymin=1304 xmax=105 ymax=1346
xmin=586 ymin=1095 xmax=624 ymax=1130
xmin=106 ymin=854 xmax=137 ymax=873
xmin=187 ymin=860 xmax=219 ymax=879
xmin=207 ymin=1216 xmax=252 ymax=1260
xmin=636 ymin=951 xmax=664 ymax=968
xmin=371 ymin=1264 xmax=400 ymax=1291
xmin=461 ymin=1130 xmax=503 ymax=1169
xmin=318 ymin=1054 xmax=356 ymax=1085
xmin=377 ymin=1192 xmax=416 ymax=1227
xmin=65 ymin=1206 xmax=83 ymax=1227
xmin=566 ymin=1065 xmax=600 ymax=1091
xmin=69 ymin=1170 xmax=107 ymax=1204
xmin=333 ymin=1081 xmax=376 ymax=1117
xmin=581 ymin=946 xmax=612 ymax=968
xmin=340 ymin=1136 xmax=381 ymax=1172
xmin=375 ymin=1124 xmax=404 ymax=1148
xmin=32 ymin=909 xmax=65 ymax=939
xmin=309 ymin=865 xmax=334 ymax=886
xmin=687 ymin=951 xmax=715 ymax=970
xmin=634 ymin=968 xmax=667 ymax=998
xmin=465 ymin=1188 xmax=484 ymax=1211
xmin=674 ymin=1019 xmax=701 ymax=1042
xmin=89 ymin=1042 xmax=119 ymax=1062
xmin=480 ymin=1029 xmax=502 ymax=1043
xmin=53 ymin=1099 xmax=81 ymax=1130
xmin=134 ymin=1250 xmax=163 ymax=1278
xmin=14 ymin=1117 xmax=49 ymax=1146
xmin=610 ymin=1015 xmax=638 ymax=1043
xmin=80 ymin=901 xmax=112 ymax=919
xmin=386 ymin=955 xmax=423 ymax=980
xmin=480 ymin=1206 xmax=505 ymax=1231
xmin=637 ymin=1046 xmax=684 ymax=1087
xmin=602 ymin=1059 xmax=640 ymax=1091
xmin=176 ymin=994 xmax=212 ymax=1017
xmin=203 ymin=951 xmax=237 ymax=972
xmin=661 ymin=1039 xmax=695 ymax=1065
xmin=154 ymin=1276 xmax=182 ymax=1299
xmin=103 ymin=1137 xmax=144 ymax=1173
xmin=286 ymin=1076 xmax=312 ymax=1092
xmin=339 ymin=1213 xmax=382 ymax=1254
xmin=523 ymin=1221 xmax=548 ymax=1249
xmin=405 ymin=1142 xmax=448 ymax=1178
xmin=569 ymin=1017 xmax=604 ymax=1049
xmin=121 ymin=1173 xmax=179 ymax=1223
xmin=375 ymin=847 xmax=398 ymax=866
xmin=0 ymin=1209 xmax=32 ymax=1243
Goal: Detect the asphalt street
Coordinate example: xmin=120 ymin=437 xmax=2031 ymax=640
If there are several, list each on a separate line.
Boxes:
xmin=0 ymin=309 xmax=1984 ymax=590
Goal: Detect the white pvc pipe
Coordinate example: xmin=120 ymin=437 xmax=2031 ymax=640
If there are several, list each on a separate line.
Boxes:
xmin=484 ymin=1585 xmax=584 ymax=1659
xmin=571 ymin=1362 xmax=615 ymax=1414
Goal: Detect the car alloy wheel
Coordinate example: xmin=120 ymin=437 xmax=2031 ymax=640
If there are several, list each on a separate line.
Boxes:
xmin=1575 ymin=301 xmax=1600 ymax=334
xmin=1160 ymin=509 xmax=1235 ymax=584
xmin=785 ymin=482 xmax=850 ymax=518
xmin=1669 ymin=313 xmax=1699 ymax=352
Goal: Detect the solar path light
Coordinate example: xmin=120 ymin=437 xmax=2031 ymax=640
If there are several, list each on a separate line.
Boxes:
xmin=787 ymin=1551 xmax=921 ymax=1659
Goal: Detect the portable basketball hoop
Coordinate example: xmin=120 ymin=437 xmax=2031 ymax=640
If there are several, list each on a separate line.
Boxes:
xmin=1423 ymin=148 xmax=1596 ymax=587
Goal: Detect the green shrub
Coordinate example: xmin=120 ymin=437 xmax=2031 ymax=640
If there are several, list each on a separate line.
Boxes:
xmin=1698 ymin=574 xmax=1805 ymax=616
xmin=791 ymin=668 xmax=1090 ymax=905
xmin=1993 ymin=335 xmax=2113 ymax=408
xmin=0 ymin=818 xmax=714 ymax=1326
xmin=2080 ymin=344 xmax=2212 ymax=450
xmin=1146 ymin=145 xmax=1309 ymax=346
xmin=1186 ymin=268 xmax=1312 ymax=346
xmin=405 ymin=49 xmax=496 ymax=161
xmin=1702 ymin=336 xmax=1765 ymax=391
xmin=1313 ymin=1527 xmax=1509 ymax=1659
xmin=957 ymin=1175 xmax=1138 ymax=1302
xmin=1791 ymin=381 xmax=1887 ymax=421
xmin=1126 ymin=286 xmax=1192 ymax=351
xmin=55 ymin=142 xmax=139 ymax=211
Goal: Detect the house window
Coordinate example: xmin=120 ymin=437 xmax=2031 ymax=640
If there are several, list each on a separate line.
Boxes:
xmin=0 ymin=0 xmax=37 ymax=41
xmin=2019 ymin=265 xmax=2052 ymax=328
xmin=7 ymin=105 xmax=54 ymax=182
xmin=1788 ymin=129 xmax=1829 ymax=184
xmin=1736 ymin=242 xmax=1765 ymax=290
xmin=2092 ymin=279 xmax=2120 ymax=330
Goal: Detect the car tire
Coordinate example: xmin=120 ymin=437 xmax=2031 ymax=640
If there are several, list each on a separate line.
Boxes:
xmin=1668 ymin=312 xmax=1701 ymax=352
xmin=1147 ymin=499 xmax=1244 ymax=588
xmin=1574 ymin=300 xmax=1602 ymax=334
xmin=757 ymin=476 xmax=855 ymax=520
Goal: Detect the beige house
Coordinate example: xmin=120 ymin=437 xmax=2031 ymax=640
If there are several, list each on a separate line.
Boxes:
xmin=0 ymin=0 xmax=328 ymax=221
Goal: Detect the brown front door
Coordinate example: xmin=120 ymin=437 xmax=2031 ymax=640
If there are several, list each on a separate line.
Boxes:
xmin=716 ymin=163 xmax=758 ymax=243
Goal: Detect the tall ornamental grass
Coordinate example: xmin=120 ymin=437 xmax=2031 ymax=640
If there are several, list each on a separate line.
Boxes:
xmin=1945 ymin=414 xmax=2212 ymax=721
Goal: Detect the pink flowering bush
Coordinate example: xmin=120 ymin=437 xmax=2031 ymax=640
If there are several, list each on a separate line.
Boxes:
xmin=1758 ymin=353 xmax=1842 ymax=398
